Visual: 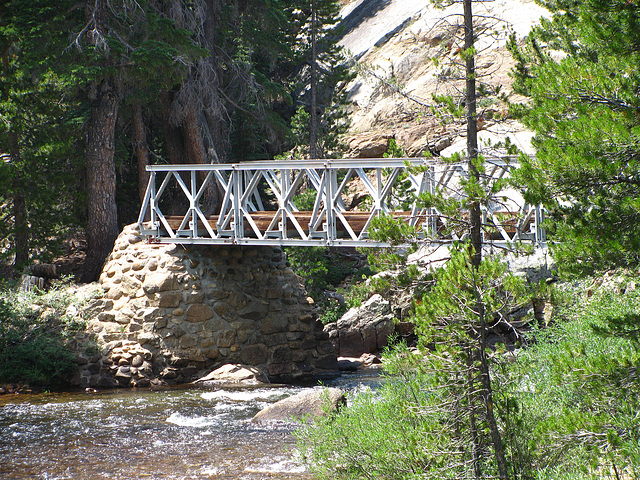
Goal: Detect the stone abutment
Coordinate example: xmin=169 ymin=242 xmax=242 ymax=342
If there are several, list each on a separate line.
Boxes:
xmin=77 ymin=224 xmax=338 ymax=388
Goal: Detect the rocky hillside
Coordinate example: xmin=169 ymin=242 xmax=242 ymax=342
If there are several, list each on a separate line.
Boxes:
xmin=337 ymin=0 xmax=548 ymax=158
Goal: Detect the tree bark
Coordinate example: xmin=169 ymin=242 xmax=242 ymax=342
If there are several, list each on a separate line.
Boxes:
xmin=82 ymin=77 xmax=119 ymax=282
xmin=479 ymin=340 xmax=509 ymax=480
xmin=476 ymin=289 xmax=509 ymax=480
xmin=464 ymin=1 xmax=508 ymax=478
xmin=183 ymin=108 xmax=208 ymax=165
xmin=12 ymin=191 xmax=27 ymax=267
xmin=466 ymin=348 xmax=483 ymax=480
xmin=8 ymin=132 xmax=28 ymax=268
xmin=132 ymin=102 xmax=150 ymax=205
xmin=160 ymin=90 xmax=186 ymax=164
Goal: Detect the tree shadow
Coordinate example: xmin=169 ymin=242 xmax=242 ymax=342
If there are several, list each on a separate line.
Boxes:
xmin=336 ymin=0 xmax=393 ymax=40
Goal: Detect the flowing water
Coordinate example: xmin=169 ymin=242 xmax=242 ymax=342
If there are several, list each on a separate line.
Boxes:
xmin=0 ymin=370 xmax=381 ymax=480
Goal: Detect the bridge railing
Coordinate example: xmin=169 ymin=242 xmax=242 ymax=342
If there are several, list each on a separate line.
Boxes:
xmin=136 ymin=157 xmax=545 ymax=247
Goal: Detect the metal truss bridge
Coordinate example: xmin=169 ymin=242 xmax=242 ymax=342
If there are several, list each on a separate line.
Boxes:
xmin=137 ymin=157 xmax=545 ymax=248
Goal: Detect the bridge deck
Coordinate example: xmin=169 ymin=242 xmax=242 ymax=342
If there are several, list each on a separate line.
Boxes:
xmin=137 ymin=158 xmax=545 ymax=247
xmin=160 ymin=211 xmax=414 ymax=235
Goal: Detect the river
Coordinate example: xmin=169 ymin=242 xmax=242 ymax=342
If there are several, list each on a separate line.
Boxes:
xmin=0 ymin=369 xmax=381 ymax=480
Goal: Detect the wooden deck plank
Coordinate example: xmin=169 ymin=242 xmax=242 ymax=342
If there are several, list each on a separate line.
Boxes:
xmin=157 ymin=211 xmax=417 ymax=236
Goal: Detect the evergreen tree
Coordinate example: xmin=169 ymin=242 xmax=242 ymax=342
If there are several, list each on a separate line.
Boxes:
xmin=70 ymin=0 xmax=204 ymax=281
xmin=0 ymin=0 xmax=85 ymax=268
xmin=288 ymin=0 xmax=351 ymax=158
xmin=509 ymin=0 xmax=640 ymax=275
xmin=410 ymin=2 xmax=512 ymax=476
xmin=301 ymin=2 xmax=525 ymax=478
xmin=412 ymin=246 xmax=524 ymax=479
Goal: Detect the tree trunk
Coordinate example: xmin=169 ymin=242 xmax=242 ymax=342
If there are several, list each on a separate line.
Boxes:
xmin=309 ymin=0 xmax=320 ymax=159
xmin=12 ymin=190 xmax=27 ymax=268
xmin=477 ymin=296 xmax=510 ymax=479
xmin=464 ymin=0 xmax=482 ymax=269
xmin=160 ymin=91 xmax=186 ymax=164
xmin=479 ymin=343 xmax=509 ymax=479
xmin=82 ymin=77 xmax=119 ymax=282
xmin=466 ymin=348 xmax=483 ymax=480
xmin=2 ymin=40 xmax=28 ymax=268
xmin=8 ymin=126 xmax=28 ymax=268
xmin=464 ymin=1 xmax=508 ymax=477
xmin=183 ymin=108 xmax=208 ymax=165
xmin=132 ymin=103 xmax=150 ymax=205
xmin=203 ymin=111 xmax=225 ymax=164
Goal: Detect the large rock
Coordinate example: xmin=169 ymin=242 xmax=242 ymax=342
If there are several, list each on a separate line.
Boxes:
xmin=394 ymin=122 xmax=455 ymax=157
xmin=346 ymin=131 xmax=393 ymax=158
xmin=193 ymin=364 xmax=268 ymax=385
xmin=251 ymin=388 xmax=346 ymax=423
xmin=325 ymin=294 xmax=395 ymax=357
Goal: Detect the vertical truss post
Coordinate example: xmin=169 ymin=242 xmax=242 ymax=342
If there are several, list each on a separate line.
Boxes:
xmin=535 ymin=206 xmax=546 ymax=246
xmin=326 ymin=164 xmax=336 ymax=245
xmin=150 ymin=172 xmax=157 ymax=232
xmin=190 ymin=170 xmax=197 ymax=238
xmin=426 ymin=165 xmax=437 ymax=238
xmin=232 ymin=166 xmax=242 ymax=242
xmin=281 ymin=168 xmax=290 ymax=239
xmin=375 ymin=167 xmax=382 ymax=214
xmin=309 ymin=168 xmax=326 ymax=238
xmin=137 ymin=170 xmax=155 ymax=228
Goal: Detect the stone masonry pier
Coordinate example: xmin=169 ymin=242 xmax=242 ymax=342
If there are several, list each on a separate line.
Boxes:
xmin=78 ymin=224 xmax=337 ymax=388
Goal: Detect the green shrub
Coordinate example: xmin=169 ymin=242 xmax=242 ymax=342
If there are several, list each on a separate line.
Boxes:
xmin=504 ymin=277 xmax=640 ymax=478
xmin=286 ymin=247 xmax=372 ymax=294
xmin=298 ymin=346 xmax=455 ymax=479
xmin=0 ymin=279 xmax=92 ymax=388
xmin=318 ymin=299 xmax=347 ymax=325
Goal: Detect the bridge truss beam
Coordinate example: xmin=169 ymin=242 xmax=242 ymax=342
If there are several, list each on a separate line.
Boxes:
xmin=137 ymin=157 xmax=545 ymax=248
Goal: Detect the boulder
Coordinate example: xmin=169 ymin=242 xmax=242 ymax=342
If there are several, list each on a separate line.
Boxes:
xmin=193 ymin=364 xmax=268 ymax=385
xmin=337 ymin=353 xmax=382 ymax=371
xmin=394 ymin=122 xmax=455 ymax=157
xmin=251 ymin=387 xmax=346 ymax=423
xmin=346 ymin=131 xmax=393 ymax=158
xmin=326 ymin=294 xmax=395 ymax=357
xmin=337 ymin=357 xmax=361 ymax=371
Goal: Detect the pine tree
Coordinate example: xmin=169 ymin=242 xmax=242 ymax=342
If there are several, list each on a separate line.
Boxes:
xmin=363 ymin=1 xmax=523 ymax=477
xmin=288 ymin=0 xmax=351 ymax=159
xmin=71 ymin=0 xmax=204 ymax=281
xmin=0 ymin=0 xmax=85 ymax=268
xmin=509 ymin=0 xmax=640 ymax=276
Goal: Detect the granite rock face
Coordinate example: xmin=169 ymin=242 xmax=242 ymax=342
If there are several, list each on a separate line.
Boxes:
xmin=77 ymin=224 xmax=338 ymax=388
xmin=339 ymin=0 xmax=547 ymax=159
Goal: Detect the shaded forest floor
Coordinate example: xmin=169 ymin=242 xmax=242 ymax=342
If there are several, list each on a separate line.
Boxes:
xmin=1 ymin=234 xmax=87 ymax=284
